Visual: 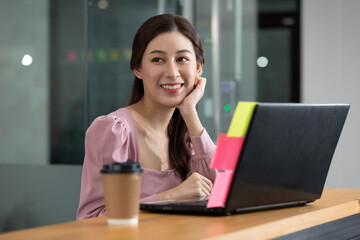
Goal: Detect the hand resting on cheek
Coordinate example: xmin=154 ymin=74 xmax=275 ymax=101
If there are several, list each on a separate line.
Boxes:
xmin=177 ymin=77 xmax=206 ymax=114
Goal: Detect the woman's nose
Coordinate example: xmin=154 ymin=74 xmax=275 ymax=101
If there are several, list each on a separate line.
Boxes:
xmin=165 ymin=61 xmax=180 ymax=79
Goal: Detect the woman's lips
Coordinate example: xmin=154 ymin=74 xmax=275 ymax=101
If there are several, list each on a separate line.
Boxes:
xmin=160 ymin=83 xmax=184 ymax=93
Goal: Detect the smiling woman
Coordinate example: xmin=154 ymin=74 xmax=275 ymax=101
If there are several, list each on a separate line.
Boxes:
xmin=77 ymin=14 xmax=217 ymax=220
xmin=133 ymin=31 xmax=201 ymax=109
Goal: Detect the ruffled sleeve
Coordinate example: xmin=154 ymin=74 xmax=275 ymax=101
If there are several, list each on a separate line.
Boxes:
xmin=187 ymin=129 xmax=217 ymax=182
xmin=76 ymin=112 xmax=139 ymax=220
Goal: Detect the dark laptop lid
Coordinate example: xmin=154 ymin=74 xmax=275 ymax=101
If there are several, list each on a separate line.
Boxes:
xmin=225 ymin=103 xmax=350 ymax=212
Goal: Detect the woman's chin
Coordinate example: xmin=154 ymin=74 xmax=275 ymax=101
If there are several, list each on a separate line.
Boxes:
xmin=165 ymin=102 xmax=182 ymax=109
xmin=159 ymin=94 xmax=187 ymax=108
xmin=161 ymin=99 xmax=184 ymax=109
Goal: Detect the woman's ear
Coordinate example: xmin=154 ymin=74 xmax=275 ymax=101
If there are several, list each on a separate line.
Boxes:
xmin=133 ymin=67 xmax=142 ymax=79
xmin=196 ymin=63 xmax=203 ymax=76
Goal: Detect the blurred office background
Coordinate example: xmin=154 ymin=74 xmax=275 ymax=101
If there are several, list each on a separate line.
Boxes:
xmin=0 ymin=0 xmax=359 ymax=233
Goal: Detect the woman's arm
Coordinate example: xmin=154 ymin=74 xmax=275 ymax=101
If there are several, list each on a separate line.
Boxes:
xmin=157 ymin=172 xmax=212 ymax=200
xmin=177 ymin=77 xmax=207 ymax=137
xmin=156 ymin=128 xmax=217 ymax=201
xmin=77 ymin=113 xmax=135 ymax=220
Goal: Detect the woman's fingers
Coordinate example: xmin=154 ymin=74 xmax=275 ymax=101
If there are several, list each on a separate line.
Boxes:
xmin=199 ymin=183 xmax=211 ymax=196
xmin=196 ymin=77 xmax=206 ymax=94
xmin=197 ymin=174 xmax=212 ymax=193
xmin=200 ymin=173 xmax=213 ymax=187
xmin=191 ymin=77 xmax=206 ymax=101
xmin=179 ymin=77 xmax=207 ymax=109
xmin=191 ymin=172 xmax=212 ymax=196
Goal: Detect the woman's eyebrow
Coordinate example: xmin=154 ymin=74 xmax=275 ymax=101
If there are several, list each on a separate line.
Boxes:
xmin=149 ymin=50 xmax=166 ymax=55
xmin=149 ymin=49 xmax=192 ymax=55
xmin=176 ymin=49 xmax=191 ymax=54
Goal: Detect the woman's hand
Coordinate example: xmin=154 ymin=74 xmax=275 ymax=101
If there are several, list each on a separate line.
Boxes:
xmin=177 ymin=77 xmax=206 ymax=136
xmin=157 ymin=172 xmax=213 ymax=200
xmin=177 ymin=77 xmax=206 ymax=114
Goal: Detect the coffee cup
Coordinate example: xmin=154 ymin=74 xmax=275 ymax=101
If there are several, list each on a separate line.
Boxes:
xmin=101 ymin=160 xmax=143 ymax=225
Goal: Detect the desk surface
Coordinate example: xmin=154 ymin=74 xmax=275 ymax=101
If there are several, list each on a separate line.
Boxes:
xmin=1 ymin=188 xmax=359 ymax=240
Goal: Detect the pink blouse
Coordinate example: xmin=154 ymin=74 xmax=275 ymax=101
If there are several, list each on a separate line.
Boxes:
xmin=77 ymin=108 xmax=217 ymax=220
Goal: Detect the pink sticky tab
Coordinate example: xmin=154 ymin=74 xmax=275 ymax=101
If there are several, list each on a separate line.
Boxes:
xmin=207 ymin=172 xmax=234 ymax=208
xmin=210 ymin=133 xmax=244 ymax=171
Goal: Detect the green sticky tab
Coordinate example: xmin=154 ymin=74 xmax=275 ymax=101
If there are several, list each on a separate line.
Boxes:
xmin=227 ymin=101 xmax=258 ymax=137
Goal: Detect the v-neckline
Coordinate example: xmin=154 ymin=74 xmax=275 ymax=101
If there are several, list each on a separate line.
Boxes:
xmin=121 ymin=108 xmax=175 ymax=173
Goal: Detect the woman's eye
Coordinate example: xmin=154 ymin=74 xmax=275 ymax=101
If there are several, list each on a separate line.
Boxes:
xmin=177 ymin=57 xmax=188 ymax=62
xmin=152 ymin=58 xmax=163 ymax=63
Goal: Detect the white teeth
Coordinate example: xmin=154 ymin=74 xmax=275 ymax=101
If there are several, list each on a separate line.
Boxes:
xmin=161 ymin=84 xmax=182 ymax=90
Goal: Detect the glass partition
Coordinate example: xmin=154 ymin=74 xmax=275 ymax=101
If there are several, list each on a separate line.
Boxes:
xmin=194 ymin=0 xmax=257 ymax=138
xmin=257 ymin=0 xmax=300 ymax=102
xmin=0 ymin=0 xmax=50 ymax=164
xmin=49 ymin=0 xmax=85 ymax=164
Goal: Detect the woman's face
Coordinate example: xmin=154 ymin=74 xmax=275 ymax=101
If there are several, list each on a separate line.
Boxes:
xmin=134 ymin=31 xmax=202 ymax=108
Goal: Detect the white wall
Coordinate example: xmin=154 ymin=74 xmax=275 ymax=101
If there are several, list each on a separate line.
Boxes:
xmin=302 ymin=0 xmax=360 ymax=188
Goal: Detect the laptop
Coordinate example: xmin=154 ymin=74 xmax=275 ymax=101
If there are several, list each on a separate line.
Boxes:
xmin=140 ymin=102 xmax=350 ymax=216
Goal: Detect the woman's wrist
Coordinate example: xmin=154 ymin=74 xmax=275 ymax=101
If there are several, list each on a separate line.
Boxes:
xmin=157 ymin=188 xmax=177 ymax=201
xmin=180 ymin=108 xmax=203 ymax=137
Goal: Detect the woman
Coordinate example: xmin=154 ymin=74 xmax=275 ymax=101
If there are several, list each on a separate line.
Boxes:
xmin=77 ymin=14 xmax=217 ymax=220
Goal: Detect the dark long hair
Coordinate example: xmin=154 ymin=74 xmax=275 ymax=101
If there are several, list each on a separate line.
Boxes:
xmin=129 ymin=14 xmax=204 ymax=180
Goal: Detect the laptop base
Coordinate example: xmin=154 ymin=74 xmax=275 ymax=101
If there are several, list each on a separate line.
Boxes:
xmin=140 ymin=200 xmax=310 ymax=216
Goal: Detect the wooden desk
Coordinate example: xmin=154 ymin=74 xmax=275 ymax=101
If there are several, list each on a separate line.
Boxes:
xmin=1 ymin=188 xmax=359 ymax=240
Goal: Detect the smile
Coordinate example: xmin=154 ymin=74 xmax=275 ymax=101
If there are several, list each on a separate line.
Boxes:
xmin=161 ymin=84 xmax=183 ymax=90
